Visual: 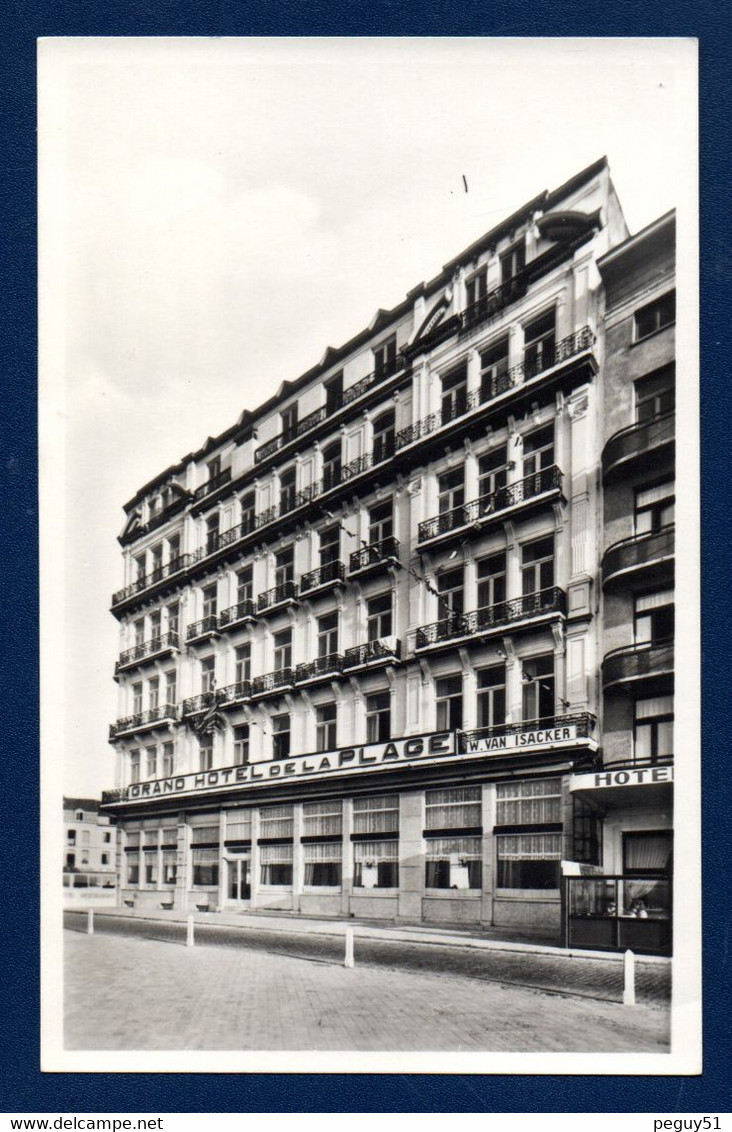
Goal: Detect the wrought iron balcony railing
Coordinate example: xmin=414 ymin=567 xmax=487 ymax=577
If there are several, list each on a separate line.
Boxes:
xmin=219 ymin=680 xmax=252 ymax=705
xmin=414 ymin=588 xmax=566 ymax=650
xmin=251 ymin=668 xmax=294 ymax=696
xmin=350 ymin=536 xmax=401 ymax=573
xmin=602 ymin=639 xmax=675 ymax=693
xmin=602 ymin=411 xmax=675 ymax=482
xmin=101 ymin=788 xmax=126 ymax=805
xmin=459 ymin=276 xmax=527 ymax=333
xmin=218 ymin=599 xmax=257 ymax=629
xmin=258 ymin=581 xmax=298 ymax=613
xmin=115 ymin=632 xmax=179 ymax=673
xmin=343 ymin=637 xmax=402 ymax=669
xmin=112 ymin=554 xmax=193 ymax=607
xmin=109 ymin=703 xmax=178 ymax=739
xmin=602 ymin=526 xmax=675 ymax=589
xmin=254 ymin=406 xmax=329 ymax=465
xmin=418 ymin=466 xmax=563 ymax=543
xmin=342 ymin=357 xmax=405 ymax=407
xmin=181 ymin=692 xmax=216 ymax=716
xmin=122 ymin=493 xmax=190 ymax=546
xmin=186 ymin=616 xmax=219 ymax=642
xmin=295 ymin=653 xmax=344 ymax=682
xmin=300 ymin=560 xmax=346 ymax=594
xmin=193 ymin=466 xmax=232 ymax=500
xmin=459 ymin=712 xmax=596 ymax=752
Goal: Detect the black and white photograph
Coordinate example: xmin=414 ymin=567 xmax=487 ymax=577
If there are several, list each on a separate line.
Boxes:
xmin=39 ymin=36 xmax=700 ymax=1074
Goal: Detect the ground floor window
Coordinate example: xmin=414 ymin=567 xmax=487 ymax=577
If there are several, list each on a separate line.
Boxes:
xmin=143 ymin=850 xmax=157 ymax=885
xmin=353 ymin=840 xmax=399 ymax=888
xmin=425 ymin=836 xmax=482 ymax=889
xmin=303 ymin=842 xmax=342 ymax=886
xmin=623 ymin=831 xmax=673 ymax=876
xmin=191 ymin=848 xmax=219 ymax=887
xmin=260 ymin=843 xmax=293 ymax=886
xmin=496 ymin=832 xmax=562 ymax=889
xmin=162 ymin=849 xmax=177 ymax=885
xmin=126 ymin=851 xmax=140 ymax=885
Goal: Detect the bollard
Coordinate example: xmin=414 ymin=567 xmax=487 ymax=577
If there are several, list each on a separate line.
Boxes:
xmin=87 ymin=908 xmax=94 ymax=936
xmin=186 ymin=914 xmax=195 ymax=948
xmin=623 ymin=948 xmax=636 ymax=1006
xmin=344 ymin=926 xmax=355 ymax=969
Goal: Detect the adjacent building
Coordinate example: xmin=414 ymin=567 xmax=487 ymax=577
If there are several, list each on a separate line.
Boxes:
xmin=63 ymin=797 xmax=117 ymax=904
xmin=100 ymin=157 xmax=675 ymax=950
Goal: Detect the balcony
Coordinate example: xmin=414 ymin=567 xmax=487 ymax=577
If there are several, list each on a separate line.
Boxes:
xmin=181 ymin=692 xmax=216 ymax=717
xmin=120 ymin=493 xmax=190 ymax=547
xmin=343 ymin=636 xmax=401 ymax=671
xmin=459 ymin=712 xmax=596 ymax=753
xmin=300 ymin=560 xmax=346 ymax=597
xmin=602 ymin=526 xmax=675 ymax=590
xmin=109 ymin=703 xmax=178 ymax=739
xmin=418 ymin=466 xmax=564 ymax=547
xmin=413 ymin=588 xmax=567 ymax=653
xmin=602 ymin=639 xmax=675 ymax=694
xmin=218 ymin=680 xmax=253 ymax=707
xmin=218 ymin=599 xmax=257 ymax=632
xmin=186 ymin=616 xmax=220 ymax=644
xmin=602 ymin=412 xmax=675 ymax=483
xmin=112 ymin=554 xmax=194 ymax=609
xmin=349 ymin=536 xmax=401 ymax=576
xmin=257 ymin=581 xmax=298 ymax=614
xmin=193 ymin=466 xmax=232 ymax=501
xmin=250 ymin=668 xmax=294 ymax=698
xmin=295 ymin=653 xmax=344 ymax=685
xmin=342 ymin=357 xmax=406 ymax=407
xmin=254 ymin=406 xmax=329 ymax=465
xmin=115 ymin=632 xmax=179 ymax=675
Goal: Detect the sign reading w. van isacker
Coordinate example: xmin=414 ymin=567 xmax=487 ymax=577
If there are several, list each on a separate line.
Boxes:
xmin=117 ymin=724 xmax=587 ymax=803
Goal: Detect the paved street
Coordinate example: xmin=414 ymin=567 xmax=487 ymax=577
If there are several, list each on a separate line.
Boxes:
xmin=64 ymin=917 xmax=671 ymax=1052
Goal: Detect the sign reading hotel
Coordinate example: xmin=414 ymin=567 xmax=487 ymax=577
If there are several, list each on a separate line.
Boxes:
xmin=115 ymin=725 xmax=592 ymax=803
xmin=570 ymin=765 xmax=674 ymax=792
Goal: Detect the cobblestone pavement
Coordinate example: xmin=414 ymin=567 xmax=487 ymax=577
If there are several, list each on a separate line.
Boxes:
xmin=64 ymin=910 xmax=671 ymax=1005
xmin=64 ymin=928 xmax=670 ymax=1052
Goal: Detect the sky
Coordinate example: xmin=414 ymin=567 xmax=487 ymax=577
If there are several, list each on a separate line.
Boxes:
xmin=38 ymin=37 xmax=697 ymax=798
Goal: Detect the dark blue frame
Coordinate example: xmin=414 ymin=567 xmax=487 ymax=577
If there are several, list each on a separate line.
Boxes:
xmin=2 ymin=5 xmax=730 ymax=1114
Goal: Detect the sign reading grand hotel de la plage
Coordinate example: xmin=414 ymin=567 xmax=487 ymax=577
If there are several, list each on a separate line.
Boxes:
xmin=119 ymin=724 xmax=588 ymax=803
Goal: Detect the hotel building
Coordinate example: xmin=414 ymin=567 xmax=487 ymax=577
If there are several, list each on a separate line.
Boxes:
xmin=100 ymin=158 xmax=675 ymax=949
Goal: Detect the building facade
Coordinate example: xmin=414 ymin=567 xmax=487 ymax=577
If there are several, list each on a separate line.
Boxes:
xmin=63 ymin=797 xmax=117 ymax=903
xmin=100 ymin=158 xmax=675 ymax=948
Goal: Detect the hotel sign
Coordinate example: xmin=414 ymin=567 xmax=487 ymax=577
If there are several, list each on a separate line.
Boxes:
xmin=570 ymin=765 xmax=674 ymax=791
xmin=462 ymin=724 xmax=579 ymax=755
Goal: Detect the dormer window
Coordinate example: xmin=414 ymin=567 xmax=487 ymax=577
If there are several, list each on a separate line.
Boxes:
xmin=373 ymin=335 xmax=397 ymax=378
xmin=207 ymin=455 xmax=221 ymax=482
xmin=281 ymin=404 xmax=298 ymax=442
xmin=465 ymin=269 xmax=487 ymax=309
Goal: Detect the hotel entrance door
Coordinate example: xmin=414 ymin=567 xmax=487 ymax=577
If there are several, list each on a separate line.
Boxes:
xmin=226 ymin=854 xmax=251 ymax=903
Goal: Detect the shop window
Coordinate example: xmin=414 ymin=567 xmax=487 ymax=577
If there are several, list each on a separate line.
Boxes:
xmin=634 ymin=590 xmax=674 ymax=644
xmin=162 ymin=849 xmax=177 ymax=886
xmin=275 ymin=545 xmax=294 ymax=586
xmin=477 ymin=664 xmax=506 ymax=729
xmin=425 ymin=837 xmax=482 ymax=889
xmin=480 ymin=338 xmax=510 ymax=400
xmin=272 ymin=714 xmax=291 ymax=760
xmin=303 ymin=842 xmax=342 ymax=887
xmin=635 ymin=367 xmax=675 ymax=422
xmin=317 ymin=611 xmax=339 ymax=657
xmin=260 ymin=843 xmax=293 ymax=886
xmin=521 ymin=536 xmax=554 ymax=596
xmin=143 ymin=840 xmax=158 ymax=885
xmin=521 ymin=655 xmax=555 ymax=721
xmin=315 ymin=703 xmax=337 ymax=752
xmin=634 ymin=696 xmax=674 ymax=763
xmin=366 ymin=692 xmax=391 ymax=743
xmin=496 ymin=833 xmax=562 ymax=889
xmin=260 ymin=804 xmax=293 ymax=839
xmin=353 ymin=841 xmax=399 ymax=889
xmin=234 ymin=725 xmax=250 ymax=765
xmin=523 ymin=309 xmax=555 ymax=378
xmin=478 ymin=445 xmax=508 ymax=503
xmin=191 ymin=849 xmax=218 ymax=887
xmin=623 ymin=831 xmax=673 ymax=877
xmin=125 ymin=852 xmax=139 ymax=885
xmin=353 ymin=795 xmax=399 ymax=835
xmin=372 ymin=409 xmax=396 ymax=464
xmin=226 ymin=809 xmax=252 ymax=841
xmin=496 ymin=778 xmax=562 ymax=825
xmin=634 ymin=291 xmax=675 ymax=342
xmin=303 ymin=800 xmax=342 ymax=838
xmin=321 ymin=441 xmax=342 ymax=492
xmin=279 ymin=468 xmax=297 ymax=513
xmin=369 ymin=499 xmax=393 ymax=544
xmin=441 ymin=363 xmax=468 ymax=424
xmin=426 ymin=786 xmax=481 ymax=831
xmin=367 ymin=592 xmax=392 ymax=641
xmin=635 ymin=481 xmax=675 ymax=534
xmin=435 ymin=675 xmax=463 ymax=731
xmin=373 ymin=334 xmax=397 ymax=378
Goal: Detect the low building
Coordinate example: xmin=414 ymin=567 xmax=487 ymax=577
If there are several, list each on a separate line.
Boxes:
xmin=63 ymin=797 xmax=118 ymax=905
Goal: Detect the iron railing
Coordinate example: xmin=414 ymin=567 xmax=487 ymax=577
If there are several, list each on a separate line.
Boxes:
xmin=343 ymin=638 xmax=402 ymax=668
xmin=295 ymin=654 xmax=344 ymax=682
xmin=418 ymin=466 xmax=563 ymax=543
xmin=459 ymin=277 xmax=527 ymax=333
xmin=112 ymin=554 xmax=192 ymax=606
xmin=193 ymin=467 xmax=232 ymax=500
xmin=350 ymin=536 xmax=400 ymax=572
xmin=181 ymin=692 xmax=216 ymax=716
xmin=602 ymin=411 xmax=675 ymax=481
xmin=602 ymin=639 xmax=675 ymax=691
xmin=300 ymin=561 xmax=346 ymax=594
xmin=254 ymin=406 xmax=329 ymax=464
xmin=122 ymin=494 xmax=189 ymax=546
xmin=101 ymin=788 xmax=126 ymax=805
xmin=115 ymin=632 xmax=179 ymax=672
xmin=219 ymin=680 xmax=252 ymax=705
xmin=258 ymin=581 xmax=298 ymax=612
xmin=218 ymin=599 xmax=256 ymax=628
xmin=414 ymin=588 xmax=567 ymax=650
xmin=342 ymin=358 xmax=405 ymax=407
xmin=186 ymin=616 xmax=219 ymax=642
xmin=459 ymin=712 xmax=596 ymax=752
xmin=109 ymin=703 xmax=178 ymax=738
xmin=251 ymin=668 xmax=294 ymax=695
xmin=602 ymin=526 xmax=675 ymax=588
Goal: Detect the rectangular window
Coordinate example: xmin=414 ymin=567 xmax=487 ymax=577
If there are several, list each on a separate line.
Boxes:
xmin=235 ymin=643 xmax=251 ymax=684
xmin=521 ymin=654 xmax=555 ymax=721
xmin=236 ymin=566 xmax=253 ymax=603
xmin=134 ymin=618 xmax=145 ymax=646
xmin=477 ymin=665 xmax=506 ymax=728
xmin=478 ymin=446 xmax=508 ymax=503
xmin=165 ymin=670 xmax=177 ymax=706
xmin=316 ymin=703 xmax=338 ymax=751
xmin=275 ymin=545 xmax=294 ymax=585
xmin=132 ymin=682 xmax=143 ymax=714
xmin=149 ymin=610 xmax=162 ymax=640
xmin=496 ymin=833 xmax=562 ymax=889
xmin=190 ymin=824 xmax=219 ymax=846
xmin=241 ymin=491 xmax=256 ymax=532
xmin=145 ymin=746 xmax=157 ymax=779
xmin=523 ymin=309 xmax=556 ymax=377
xmin=302 ymin=799 xmax=342 ymax=838
xmin=425 ymin=836 xmax=482 ymax=889
xmin=634 ymin=590 xmax=675 ymax=644
xmin=67 ymin=829 xmax=76 ymax=844
xmin=521 ymin=536 xmax=554 ymax=595
xmin=233 ymin=724 xmax=250 ymax=765
xmin=103 ymin=831 xmax=111 ymax=844
xmin=281 ymin=403 xmax=298 ymax=441
xmin=273 ymin=629 xmax=292 ymax=672
xmin=634 ymin=291 xmax=675 ymax=341
xmin=129 ymin=751 xmax=140 ymax=785
xmin=372 ymin=410 xmax=396 ymax=463
xmin=369 ymin=500 xmax=393 ymax=544
xmin=101 ymin=853 xmax=110 ymax=866
xmin=435 ymin=675 xmax=463 ymax=731
xmin=324 ymin=372 xmax=343 ymax=414
xmin=126 ymin=852 xmax=140 ymax=885
xmin=167 ymin=533 xmax=181 ymax=566
xmin=496 ymin=778 xmax=562 ymax=825
xmin=166 ymin=602 xmax=179 ymax=636
xmin=522 ymin=423 xmax=555 ymax=478
xmin=367 ymin=592 xmax=392 ymax=641
xmin=466 ymin=268 xmax=487 ymax=308
xmin=272 ymin=714 xmax=291 ymax=760
xmin=353 ymin=840 xmax=399 ymax=889
xmin=205 ymin=513 xmax=219 ymax=554
xmin=134 ymin=554 xmax=146 ymax=582
xmin=260 ymin=843 xmax=293 ymax=886
xmin=202 ymin=584 xmax=217 ymax=619
xmin=635 ymin=367 xmax=675 ymax=422
xmin=279 ymin=468 xmax=297 ymax=513
xmin=373 ymin=334 xmax=397 ymax=377
xmin=201 ymin=655 xmax=216 ymax=693
xmin=198 ymin=738 xmax=213 ymax=772
xmin=366 ymin=691 xmax=391 ymax=743
xmin=151 ymin=543 xmax=163 ymax=579
xmin=438 ymin=467 xmax=465 ymax=516
xmin=441 ymin=363 xmax=468 ymax=424
xmin=226 ymin=809 xmax=252 ymax=841
xmin=352 ymin=795 xmax=399 ymax=835
xmin=303 ymin=842 xmax=342 ymax=887
xmin=321 ymin=440 xmax=342 ymax=491
xmin=191 ymin=848 xmax=219 ymax=888
xmin=162 ymin=742 xmax=175 ymax=777
xmin=437 ymin=566 xmax=464 ymax=617
xmin=572 ymin=798 xmax=602 ymax=865
xmin=425 ymin=786 xmax=481 ymax=830
xmin=260 ymin=804 xmax=294 ymax=840
xmin=144 ymin=845 xmax=158 ymax=886
xmin=319 ymin=524 xmax=341 ymax=566
xmin=500 ymin=239 xmax=525 ymax=282
xmin=623 ymin=831 xmax=673 ymax=876
xmin=162 ymin=849 xmax=177 ymax=885
xmin=634 ymin=695 xmax=674 ymax=763
xmin=477 ymin=553 xmax=507 ymax=608
xmin=480 ymin=338 xmax=510 ymax=399
xmin=317 ymin=611 xmax=339 ymax=657
xmin=635 ymin=481 xmax=675 ymax=534
xmin=148 ymin=676 xmax=160 ymax=710
xmin=207 ymin=455 xmax=221 ymax=482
